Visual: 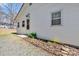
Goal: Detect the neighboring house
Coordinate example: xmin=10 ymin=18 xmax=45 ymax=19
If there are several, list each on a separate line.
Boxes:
xmin=14 ymin=3 xmax=79 ymax=46
xmin=0 ymin=16 xmax=11 ymax=28
xmin=0 ymin=15 xmax=15 ymax=29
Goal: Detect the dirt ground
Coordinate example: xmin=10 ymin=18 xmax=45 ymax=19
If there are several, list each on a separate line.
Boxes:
xmin=0 ymin=28 xmax=52 ymax=56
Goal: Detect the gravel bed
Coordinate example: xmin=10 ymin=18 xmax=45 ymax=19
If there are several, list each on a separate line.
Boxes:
xmin=24 ymin=37 xmax=79 ymax=56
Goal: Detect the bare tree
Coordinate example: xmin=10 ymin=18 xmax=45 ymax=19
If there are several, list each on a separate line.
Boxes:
xmin=0 ymin=3 xmax=22 ymax=28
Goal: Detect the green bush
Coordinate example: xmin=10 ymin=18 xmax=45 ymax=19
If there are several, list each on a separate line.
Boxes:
xmin=27 ymin=32 xmax=37 ymax=39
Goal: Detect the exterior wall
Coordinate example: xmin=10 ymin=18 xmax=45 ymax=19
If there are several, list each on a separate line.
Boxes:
xmin=16 ymin=4 xmax=30 ymax=34
xmin=16 ymin=19 xmax=26 ymax=34
xmin=16 ymin=3 xmax=79 ymax=46
xmin=29 ymin=3 xmax=79 ymax=46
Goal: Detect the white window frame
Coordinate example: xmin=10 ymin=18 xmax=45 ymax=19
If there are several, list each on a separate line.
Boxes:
xmin=51 ymin=11 xmax=61 ymax=25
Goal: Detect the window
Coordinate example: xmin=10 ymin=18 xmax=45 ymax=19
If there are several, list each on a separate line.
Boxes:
xmin=27 ymin=19 xmax=30 ymax=30
xmin=51 ymin=11 xmax=61 ymax=25
xmin=22 ymin=21 xmax=25 ymax=27
xmin=17 ymin=22 xmax=19 ymax=28
xmin=26 ymin=13 xmax=30 ymax=17
xmin=29 ymin=3 xmax=32 ymax=6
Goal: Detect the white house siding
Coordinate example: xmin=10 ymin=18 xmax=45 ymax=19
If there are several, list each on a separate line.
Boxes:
xmin=16 ymin=4 xmax=30 ymax=34
xmin=29 ymin=3 xmax=79 ymax=46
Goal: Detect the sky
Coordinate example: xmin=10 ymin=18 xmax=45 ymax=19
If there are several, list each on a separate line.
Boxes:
xmin=0 ymin=3 xmax=23 ymax=24
xmin=0 ymin=3 xmax=23 ymax=16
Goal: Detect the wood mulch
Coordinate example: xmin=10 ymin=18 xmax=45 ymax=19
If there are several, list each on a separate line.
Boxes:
xmin=23 ymin=37 xmax=79 ymax=56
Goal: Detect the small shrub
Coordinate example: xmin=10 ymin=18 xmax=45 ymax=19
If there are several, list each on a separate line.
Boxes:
xmin=27 ymin=32 xmax=37 ymax=39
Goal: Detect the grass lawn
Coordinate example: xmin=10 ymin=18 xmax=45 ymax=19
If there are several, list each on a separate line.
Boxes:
xmin=0 ymin=28 xmax=16 ymax=36
xmin=0 ymin=28 xmax=24 ymax=43
xmin=0 ymin=28 xmax=51 ymax=56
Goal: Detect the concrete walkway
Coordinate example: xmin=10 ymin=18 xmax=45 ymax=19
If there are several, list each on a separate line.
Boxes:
xmin=0 ymin=28 xmax=51 ymax=56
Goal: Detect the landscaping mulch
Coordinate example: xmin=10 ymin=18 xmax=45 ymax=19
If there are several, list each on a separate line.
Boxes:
xmin=23 ymin=37 xmax=79 ymax=56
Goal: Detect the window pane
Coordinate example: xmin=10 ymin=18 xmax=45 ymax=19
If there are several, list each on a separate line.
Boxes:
xmin=52 ymin=19 xmax=61 ymax=25
xmin=52 ymin=11 xmax=61 ymax=18
xmin=27 ymin=19 xmax=30 ymax=30
xmin=22 ymin=21 xmax=25 ymax=27
xmin=17 ymin=22 xmax=19 ymax=28
xmin=27 ymin=25 xmax=29 ymax=29
xmin=51 ymin=11 xmax=61 ymax=25
xmin=29 ymin=3 xmax=32 ymax=6
xmin=27 ymin=19 xmax=29 ymax=25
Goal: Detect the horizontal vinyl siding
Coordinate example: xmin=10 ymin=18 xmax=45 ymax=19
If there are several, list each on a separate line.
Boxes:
xmin=30 ymin=3 xmax=79 ymax=46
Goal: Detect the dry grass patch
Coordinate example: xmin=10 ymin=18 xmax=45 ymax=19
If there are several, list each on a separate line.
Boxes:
xmin=0 ymin=28 xmax=26 ymax=45
xmin=0 ymin=28 xmax=16 ymax=36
